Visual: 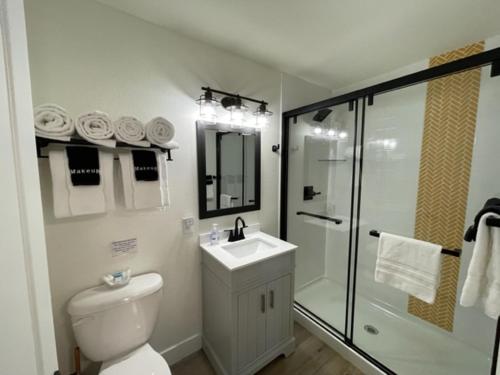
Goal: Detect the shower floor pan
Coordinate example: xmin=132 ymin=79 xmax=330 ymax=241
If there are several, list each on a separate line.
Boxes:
xmin=295 ymin=277 xmax=491 ymax=375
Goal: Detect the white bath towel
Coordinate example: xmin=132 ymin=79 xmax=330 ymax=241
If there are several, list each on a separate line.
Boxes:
xmin=460 ymin=214 xmax=500 ymax=319
xmin=118 ymin=150 xmax=169 ymax=210
xmin=34 ymin=103 xmax=74 ymax=141
xmin=76 ymin=111 xmax=116 ymax=148
xmin=48 ymin=147 xmax=115 ymax=218
xmin=145 ymin=117 xmax=175 ymax=147
xmin=113 ymin=116 xmax=150 ymax=147
xmin=220 ymin=194 xmax=233 ymax=209
xmin=164 ymin=140 xmax=180 ymax=150
xmin=374 ymin=232 xmax=442 ymax=304
xmin=206 ymin=184 xmax=214 ymax=201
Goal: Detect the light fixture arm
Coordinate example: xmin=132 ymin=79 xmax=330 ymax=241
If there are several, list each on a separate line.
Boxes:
xmin=201 ymin=87 xmax=268 ymax=106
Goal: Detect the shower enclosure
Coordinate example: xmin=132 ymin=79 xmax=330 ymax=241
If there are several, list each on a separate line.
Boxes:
xmin=281 ymin=48 xmax=500 ymax=374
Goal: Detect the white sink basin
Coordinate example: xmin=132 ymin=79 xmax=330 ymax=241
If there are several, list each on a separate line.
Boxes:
xmin=200 ymin=228 xmax=297 ymax=270
xmin=221 ymin=237 xmax=277 ymax=259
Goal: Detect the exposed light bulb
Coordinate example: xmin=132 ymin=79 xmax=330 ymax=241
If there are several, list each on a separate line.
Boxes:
xmin=196 ymin=89 xmax=219 ymax=123
xmin=255 ymin=115 xmax=268 ymax=130
xmin=339 ymin=131 xmax=348 ymax=139
xmin=230 ymin=108 xmax=245 ymax=127
xmin=253 ymin=103 xmax=272 ymax=130
xmin=314 ymin=127 xmax=322 ymax=135
xmin=327 ymin=129 xmax=336 ymax=137
xmin=229 ymin=96 xmax=248 ymax=128
xmin=199 ymin=101 xmax=216 ymax=122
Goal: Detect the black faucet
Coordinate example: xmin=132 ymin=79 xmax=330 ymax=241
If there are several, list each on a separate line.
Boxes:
xmin=226 ymin=216 xmax=248 ymax=242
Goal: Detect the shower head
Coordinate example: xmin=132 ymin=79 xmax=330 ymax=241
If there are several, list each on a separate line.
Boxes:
xmin=313 ymin=109 xmax=332 ymax=122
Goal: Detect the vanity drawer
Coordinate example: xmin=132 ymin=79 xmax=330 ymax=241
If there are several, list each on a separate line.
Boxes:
xmin=231 ymin=252 xmax=294 ymax=293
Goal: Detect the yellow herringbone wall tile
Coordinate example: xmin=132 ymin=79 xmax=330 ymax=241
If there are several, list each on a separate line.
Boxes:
xmin=407 ymin=41 xmax=484 ymax=331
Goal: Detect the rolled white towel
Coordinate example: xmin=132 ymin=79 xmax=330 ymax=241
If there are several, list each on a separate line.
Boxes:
xmin=76 ymin=111 xmax=116 ymax=148
xmin=113 ymin=116 xmax=150 ymax=147
xmin=34 ymin=103 xmax=74 ymax=141
xmin=164 ymin=140 xmax=180 ymax=150
xmin=145 ymin=117 xmax=175 ymax=147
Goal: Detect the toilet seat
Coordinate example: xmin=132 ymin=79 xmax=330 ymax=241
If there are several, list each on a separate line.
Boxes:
xmin=99 ymin=343 xmax=171 ymax=375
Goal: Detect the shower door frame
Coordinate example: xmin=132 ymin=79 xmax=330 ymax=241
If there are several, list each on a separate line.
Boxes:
xmin=280 ymin=46 xmax=500 ymax=375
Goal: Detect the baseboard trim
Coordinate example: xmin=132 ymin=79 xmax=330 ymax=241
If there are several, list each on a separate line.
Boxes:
xmin=159 ymin=333 xmax=202 ymax=365
xmin=202 ymin=338 xmax=228 ymax=375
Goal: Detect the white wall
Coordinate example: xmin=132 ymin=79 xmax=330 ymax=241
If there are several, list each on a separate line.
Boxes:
xmin=24 ymin=0 xmax=330 ymax=373
xmin=0 ymin=1 xmax=59 ymax=372
xmin=282 ymin=73 xmax=332 ymax=112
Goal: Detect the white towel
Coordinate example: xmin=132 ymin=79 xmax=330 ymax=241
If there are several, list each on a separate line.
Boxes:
xmin=34 ymin=103 xmax=74 ymax=141
xmin=113 ymin=116 xmax=150 ymax=147
xmin=164 ymin=140 xmax=179 ymax=150
xmin=76 ymin=111 xmax=116 ymax=148
xmin=118 ymin=151 xmax=169 ymax=210
xmin=374 ymin=232 xmax=442 ymax=304
xmin=220 ymin=194 xmax=233 ymax=209
xmin=460 ymin=214 xmax=500 ymax=319
xmin=48 ymin=147 xmax=115 ymax=218
xmin=206 ymin=184 xmax=214 ymax=201
xmin=145 ymin=117 xmax=175 ymax=147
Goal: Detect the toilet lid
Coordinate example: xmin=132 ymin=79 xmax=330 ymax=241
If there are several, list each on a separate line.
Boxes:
xmin=100 ymin=344 xmax=171 ymax=375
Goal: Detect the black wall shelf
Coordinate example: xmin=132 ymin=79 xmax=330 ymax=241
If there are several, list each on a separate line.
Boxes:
xmin=35 ymin=136 xmax=174 ymax=161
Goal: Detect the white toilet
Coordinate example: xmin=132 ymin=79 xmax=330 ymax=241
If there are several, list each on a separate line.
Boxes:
xmin=67 ymin=273 xmax=171 ymax=374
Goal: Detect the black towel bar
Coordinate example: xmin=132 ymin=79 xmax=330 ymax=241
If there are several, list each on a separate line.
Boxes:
xmin=369 ymin=230 xmax=461 ymax=257
xmin=296 ymin=211 xmax=342 ymax=225
xmin=486 ymin=217 xmax=500 ymax=228
xmin=35 ymin=136 xmax=174 ymax=161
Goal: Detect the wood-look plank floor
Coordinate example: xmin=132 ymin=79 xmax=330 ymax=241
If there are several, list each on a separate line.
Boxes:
xmin=171 ymin=323 xmax=364 ymax=375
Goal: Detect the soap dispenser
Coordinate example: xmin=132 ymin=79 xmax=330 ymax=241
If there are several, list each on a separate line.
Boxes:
xmin=210 ymin=223 xmax=220 ymax=245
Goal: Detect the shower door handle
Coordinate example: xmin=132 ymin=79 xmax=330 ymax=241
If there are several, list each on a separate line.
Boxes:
xmin=260 ymin=294 xmax=266 ymax=313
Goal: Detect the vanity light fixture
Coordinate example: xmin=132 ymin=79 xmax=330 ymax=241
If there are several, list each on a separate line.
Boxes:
xmin=254 ymin=103 xmax=273 ymax=130
xmin=197 ymin=87 xmax=271 ymax=129
xmin=339 ymin=131 xmax=348 ymax=139
xmin=314 ymin=127 xmax=322 ymax=135
xmin=327 ymin=129 xmax=336 ymax=137
xmin=227 ymin=96 xmax=248 ymax=128
xmin=196 ymin=88 xmax=219 ymax=123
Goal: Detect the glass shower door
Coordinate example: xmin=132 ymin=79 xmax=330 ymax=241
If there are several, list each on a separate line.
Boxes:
xmin=351 ymin=65 xmax=498 ymax=374
xmin=286 ymin=102 xmax=358 ymax=337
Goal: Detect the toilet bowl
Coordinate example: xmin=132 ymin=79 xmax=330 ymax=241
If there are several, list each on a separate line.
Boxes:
xmin=100 ymin=344 xmax=171 ymax=375
xmin=68 ymin=273 xmax=171 ymax=374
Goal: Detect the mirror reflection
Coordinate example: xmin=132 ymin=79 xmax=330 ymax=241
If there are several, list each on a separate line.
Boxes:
xmin=204 ymin=129 xmax=256 ymax=211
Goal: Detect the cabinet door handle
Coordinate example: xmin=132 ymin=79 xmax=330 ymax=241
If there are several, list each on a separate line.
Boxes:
xmin=261 ymin=294 xmax=266 ymax=313
xmin=269 ymin=290 xmax=275 ymax=309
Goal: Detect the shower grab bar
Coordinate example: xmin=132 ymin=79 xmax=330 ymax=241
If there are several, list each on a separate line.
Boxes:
xmin=368 ymin=230 xmax=461 ymax=257
xmin=296 ymin=211 xmax=343 ymax=225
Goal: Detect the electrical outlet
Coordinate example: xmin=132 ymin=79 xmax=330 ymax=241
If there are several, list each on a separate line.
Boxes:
xmin=182 ymin=217 xmax=195 ymax=234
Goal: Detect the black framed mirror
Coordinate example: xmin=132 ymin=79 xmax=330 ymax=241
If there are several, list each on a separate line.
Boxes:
xmin=196 ymin=121 xmax=261 ymax=219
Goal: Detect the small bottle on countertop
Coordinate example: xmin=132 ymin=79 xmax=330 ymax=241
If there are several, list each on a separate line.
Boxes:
xmin=210 ymin=223 xmax=220 ymax=245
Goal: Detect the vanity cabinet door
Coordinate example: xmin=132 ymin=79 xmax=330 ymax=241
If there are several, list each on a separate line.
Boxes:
xmin=266 ymin=274 xmax=292 ymax=350
xmin=236 ymin=284 xmax=267 ymax=370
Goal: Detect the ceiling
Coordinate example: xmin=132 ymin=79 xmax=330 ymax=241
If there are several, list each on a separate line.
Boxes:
xmin=96 ymin=0 xmax=500 ymax=89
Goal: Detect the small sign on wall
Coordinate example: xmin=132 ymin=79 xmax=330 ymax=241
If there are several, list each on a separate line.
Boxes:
xmin=111 ymin=238 xmax=138 ymax=257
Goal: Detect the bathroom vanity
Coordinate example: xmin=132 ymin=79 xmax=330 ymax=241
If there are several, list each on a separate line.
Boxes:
xmin=200 ymin=227 xmax=297 ymax=375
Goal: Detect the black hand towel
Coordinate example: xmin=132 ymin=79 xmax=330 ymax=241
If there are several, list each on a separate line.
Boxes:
xmin=464 ymin=197 xmax=500 ymax=242
xmin=66 ymin=146 xmax=101 ymax=186
xmin=131 ymin=150 xmax=158 ymax=181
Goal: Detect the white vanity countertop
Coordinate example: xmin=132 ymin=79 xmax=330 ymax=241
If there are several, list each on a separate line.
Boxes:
xmin=200 ymin=227 xmax=297 ymax=271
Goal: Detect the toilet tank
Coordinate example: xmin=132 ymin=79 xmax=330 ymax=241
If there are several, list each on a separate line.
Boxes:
xmin=68 ymin=273 xmax=163 ymax=362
